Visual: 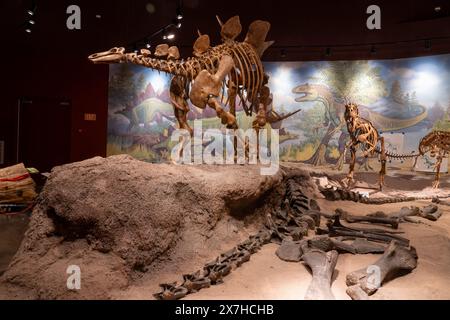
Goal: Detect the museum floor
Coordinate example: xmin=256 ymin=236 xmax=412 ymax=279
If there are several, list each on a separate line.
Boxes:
xmin=1 ymin=159 xmax=449 ymax=300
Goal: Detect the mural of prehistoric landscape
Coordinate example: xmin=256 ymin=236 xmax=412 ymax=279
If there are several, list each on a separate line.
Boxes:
xmin=107 ymin=54 xmax=450 ymax=171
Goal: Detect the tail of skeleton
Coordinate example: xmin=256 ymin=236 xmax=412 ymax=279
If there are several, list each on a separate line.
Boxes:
xmin=374 ymin=147 xmax=420 ymax=160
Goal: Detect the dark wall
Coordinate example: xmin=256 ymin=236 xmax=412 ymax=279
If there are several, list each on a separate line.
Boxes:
xmin=0 ymin=51 xmax=109 ymax=168
xmin=1 ymin=0 xmax=449 ymax=169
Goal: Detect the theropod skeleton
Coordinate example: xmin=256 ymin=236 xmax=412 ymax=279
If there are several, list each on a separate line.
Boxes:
xmin=343 ymin=103 xmax=387 ymax=190
xmin=343 ymin=103 xmax=449 ymax=189
xmin=413 ymin=130 xmax=450 ymax=188
xmin=89 ymin=16 xmax=300 ymax=137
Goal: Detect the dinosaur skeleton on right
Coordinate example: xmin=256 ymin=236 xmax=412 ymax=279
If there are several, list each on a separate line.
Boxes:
xmin=343 ymin=103 xmax=450 ymax=189
xmin=413 ymin=130 xmax=450 ymax=188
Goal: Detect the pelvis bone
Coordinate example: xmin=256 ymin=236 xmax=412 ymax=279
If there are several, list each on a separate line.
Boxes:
xmin=190 ymin=55 xmax=234 ymax=108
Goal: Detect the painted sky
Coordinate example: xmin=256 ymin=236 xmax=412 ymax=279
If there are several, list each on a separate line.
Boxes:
xmin=265 ymin=54 xmax=450 ymax=113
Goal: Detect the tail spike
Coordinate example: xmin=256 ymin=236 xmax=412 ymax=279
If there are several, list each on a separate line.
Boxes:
xmin=216 ymin=15 xmax=224 ymax=27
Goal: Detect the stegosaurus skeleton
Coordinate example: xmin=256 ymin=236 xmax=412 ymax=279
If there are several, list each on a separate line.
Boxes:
xmin=89 ymin=15 xmax=300 ymax=136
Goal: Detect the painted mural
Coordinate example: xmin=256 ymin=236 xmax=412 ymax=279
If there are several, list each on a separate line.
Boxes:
xmin=107 ymin=54 xmax=450 ymax=171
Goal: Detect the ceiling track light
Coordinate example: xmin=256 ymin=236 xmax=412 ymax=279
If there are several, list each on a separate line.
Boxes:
xmin=176 ymin=7 xmax=183 ymax=20
xmin=27 ymin=1 xmax=37 ymax=16
xmin=146 ymin=43 xmax=151 ymax=49
xmin=28 ymin=19 xmax=35 ymax=25
xmin=172 ymin=19 xmax=182 ymax=29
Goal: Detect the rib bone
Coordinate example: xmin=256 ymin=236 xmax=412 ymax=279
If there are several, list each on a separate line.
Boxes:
xmin=327 ymin=216 xmax=410 ymax=246
xmin=337 ymin=208 xmax=399 ymax=229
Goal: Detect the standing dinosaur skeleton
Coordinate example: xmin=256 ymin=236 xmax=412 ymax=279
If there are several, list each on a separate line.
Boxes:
xmin=413 ymin=130 xmax=450 ymax=188
xmin=89 ymin=16 xmax=300 ymax=139
xmin=343 ymin=103 xmax=450 ymax=190
xmin=343 ymin=103 xmax=387 ymax=190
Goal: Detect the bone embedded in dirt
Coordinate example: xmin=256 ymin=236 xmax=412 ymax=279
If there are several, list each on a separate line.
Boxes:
xmin=275 ymin=239 xmax=303 ymax=262
xmin=346 ymin=241 xmax=418 ymax=297
xmin=302 ymin=249 xmax=339 ymax=300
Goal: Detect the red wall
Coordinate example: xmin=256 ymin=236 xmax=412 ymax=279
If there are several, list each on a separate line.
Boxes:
xmin=0 ymin=51 xmax=109 ymax=168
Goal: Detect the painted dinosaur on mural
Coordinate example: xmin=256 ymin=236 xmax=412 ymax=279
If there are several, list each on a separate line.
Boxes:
xmin=292 ymin=83 xmax=346 ymax=166
xmin=115 ymin=99 xmax=176 ymax=133
xmin=292 ymin=83 xmax=428 ymax=166
xmin=90 ymin=15 xmax=300 ymax=136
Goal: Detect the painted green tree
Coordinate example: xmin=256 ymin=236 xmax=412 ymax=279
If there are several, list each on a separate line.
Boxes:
xmin=109 ymin=65 xmax=138 ymax=106
xmin=433 ymin=98 xmax=450 ymax=131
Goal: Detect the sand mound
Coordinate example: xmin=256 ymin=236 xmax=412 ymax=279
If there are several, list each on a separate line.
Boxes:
xmin=0 ymin=155 xmax=287 ymax=299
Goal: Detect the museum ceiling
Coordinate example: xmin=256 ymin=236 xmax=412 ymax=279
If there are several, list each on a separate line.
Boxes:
xmin=1 ymin=0 xmax=450 ymax=60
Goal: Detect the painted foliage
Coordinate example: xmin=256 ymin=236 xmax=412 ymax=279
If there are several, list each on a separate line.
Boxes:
xmin=108 ymin=54 xmax=450 ymax=170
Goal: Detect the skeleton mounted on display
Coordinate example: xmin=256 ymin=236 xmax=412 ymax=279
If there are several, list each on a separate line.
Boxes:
xmin=413 ymin=130 xmax=450 ymax=189
xmin=342 ymin=103 xmax=387 ymax=190
xmin=89 ymin=16 xmax=300 ymax=144
xmin=342 ymin=103 xmax=450 ymax=190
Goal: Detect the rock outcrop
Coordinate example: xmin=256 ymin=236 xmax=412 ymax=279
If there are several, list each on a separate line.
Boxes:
xmin=0 ymin=155 xmax=285 ymax=299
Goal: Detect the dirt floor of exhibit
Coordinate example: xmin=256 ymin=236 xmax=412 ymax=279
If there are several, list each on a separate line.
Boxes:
xmin=1 ymin=156 xmax=449 ymax=300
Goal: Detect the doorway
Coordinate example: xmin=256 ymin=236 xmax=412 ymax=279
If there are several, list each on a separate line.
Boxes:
xmin=18 ymin=97 xmax=71 ymax=172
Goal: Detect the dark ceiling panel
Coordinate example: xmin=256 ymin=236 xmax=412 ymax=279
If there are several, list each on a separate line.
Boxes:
xmin=2 ymin=0 xmax=450 ymax=60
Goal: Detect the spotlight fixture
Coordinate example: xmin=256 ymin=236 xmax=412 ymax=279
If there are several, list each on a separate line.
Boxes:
xmin=171 ymin=19 xmax=182 ymax=29
xmin=167 ymin=33 xmax=175 ymax=40
xmin=176 ymin=7 xmax=183 ymax=20
xmin=25 ymin=28 xmax=32 ymax=33
xmin=435 ymin=6 xmax=441 ymax=12
xmin=28 ymin=19 xmax=35 ymax=25
xmin=27 ymin=10 xmax=34 ymax=16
